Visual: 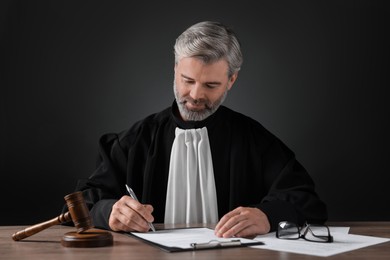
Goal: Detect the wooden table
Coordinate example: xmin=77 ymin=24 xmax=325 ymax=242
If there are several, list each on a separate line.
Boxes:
xmin=1 ymin=222 xmax=389 ymax=259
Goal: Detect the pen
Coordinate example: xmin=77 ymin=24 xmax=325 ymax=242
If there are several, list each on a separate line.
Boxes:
xmin=191 ymin=239 xmax=241 ymax=249
xmin=125 ymin=184 xmax=156 ymax=232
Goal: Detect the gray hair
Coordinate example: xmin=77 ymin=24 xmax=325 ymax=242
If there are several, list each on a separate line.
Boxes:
xmin=174 ymin=21 xmax=243 ymax=78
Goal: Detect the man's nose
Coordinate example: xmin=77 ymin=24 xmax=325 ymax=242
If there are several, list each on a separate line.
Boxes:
xmin=189 ymin=84 xmax=204 ymax=100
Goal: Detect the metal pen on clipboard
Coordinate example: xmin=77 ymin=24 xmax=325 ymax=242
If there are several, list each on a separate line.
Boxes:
xmin=191 ymin=239 xmax=242 ymax=249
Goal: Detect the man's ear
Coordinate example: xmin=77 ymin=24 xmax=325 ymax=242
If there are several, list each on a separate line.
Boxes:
xmin=227 ymin=72 xmax=238 ymax=90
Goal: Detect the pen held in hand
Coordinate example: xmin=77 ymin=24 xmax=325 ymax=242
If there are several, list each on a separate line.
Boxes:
xmin=125 ymin=184 xmax=156 ymax=232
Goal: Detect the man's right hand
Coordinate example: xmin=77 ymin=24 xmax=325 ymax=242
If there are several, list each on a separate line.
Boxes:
xmin=108 ymin=195 xmax=154 ymax=232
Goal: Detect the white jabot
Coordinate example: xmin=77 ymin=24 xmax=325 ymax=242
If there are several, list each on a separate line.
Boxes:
xmin=164 ymin=127 xmax=218 ymax=224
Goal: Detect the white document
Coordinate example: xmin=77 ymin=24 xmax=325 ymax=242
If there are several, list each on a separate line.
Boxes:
xmin=130 ymin=227 xmax=261 ymax=251
xmin=251 ymin=226 xmax=390 ymax=257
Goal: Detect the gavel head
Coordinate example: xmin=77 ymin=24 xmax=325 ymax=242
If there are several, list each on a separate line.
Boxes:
xmin=64 ymin=191 xmax=93 ymax=233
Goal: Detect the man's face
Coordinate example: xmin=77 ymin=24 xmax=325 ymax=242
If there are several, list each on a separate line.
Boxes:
xmin=174 ymin=57 xmax=237 ymax=121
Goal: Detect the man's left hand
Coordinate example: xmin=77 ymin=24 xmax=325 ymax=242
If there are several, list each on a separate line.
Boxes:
xmin=214 ymin=207 xmax=270 ymax=239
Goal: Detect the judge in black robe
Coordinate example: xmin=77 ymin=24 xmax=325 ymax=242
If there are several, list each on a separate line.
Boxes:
xmin=74 ymin=100 xmax=327 ymax=232
xmin=70 ymin=21 xmax=328 ymax=237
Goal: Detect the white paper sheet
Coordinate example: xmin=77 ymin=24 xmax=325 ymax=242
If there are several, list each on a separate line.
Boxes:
xmin=252 ymin=226 xmax=390 ymax=257
xmin=130 ymin=227 xmax=260 ymax=250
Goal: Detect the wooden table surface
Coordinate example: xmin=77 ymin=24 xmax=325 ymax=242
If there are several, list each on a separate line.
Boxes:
xmin=1 ymin=222 xmax=389 ymax=259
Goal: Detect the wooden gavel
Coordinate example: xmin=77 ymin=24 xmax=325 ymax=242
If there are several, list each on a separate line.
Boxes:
xmin=12 ymin=191 xmax=93 ymax=241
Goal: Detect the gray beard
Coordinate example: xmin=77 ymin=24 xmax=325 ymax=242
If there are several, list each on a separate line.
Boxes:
xmin=173 ymin=82 xmax=228 ymax=121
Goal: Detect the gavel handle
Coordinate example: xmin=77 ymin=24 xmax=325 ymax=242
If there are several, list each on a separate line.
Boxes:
xmin=12 ymin=211 xmax=72 ymax=241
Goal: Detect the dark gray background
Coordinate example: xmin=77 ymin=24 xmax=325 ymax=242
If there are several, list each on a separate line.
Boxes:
xmin=1 ymin=0 xmax=389 ymax=225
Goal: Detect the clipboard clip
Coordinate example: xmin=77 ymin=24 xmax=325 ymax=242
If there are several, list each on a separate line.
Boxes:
xmin=191 ymin=239 xmax=241 ymax=249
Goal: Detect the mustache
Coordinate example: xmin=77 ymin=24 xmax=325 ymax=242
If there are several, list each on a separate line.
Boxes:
xmin=178 ymin=96 xmax=211 ymax=108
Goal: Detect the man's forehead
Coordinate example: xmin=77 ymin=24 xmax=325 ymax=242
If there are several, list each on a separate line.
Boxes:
xmin=176 ymin=57 xmax=229 ymax=80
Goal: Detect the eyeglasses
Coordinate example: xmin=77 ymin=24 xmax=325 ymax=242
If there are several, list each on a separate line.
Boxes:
xmin=276 ymin=221 xmax=333 ymax=243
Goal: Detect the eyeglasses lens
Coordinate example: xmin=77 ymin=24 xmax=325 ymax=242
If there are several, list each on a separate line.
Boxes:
xmin=304 ymin=225 xmax=331 ymax=242
xmin=277 ymin=221 xmax=299 ymax=239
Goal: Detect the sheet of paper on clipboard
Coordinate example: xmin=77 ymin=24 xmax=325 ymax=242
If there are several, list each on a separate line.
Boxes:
xmin=128 ymin=227 xmax=264 ymax=252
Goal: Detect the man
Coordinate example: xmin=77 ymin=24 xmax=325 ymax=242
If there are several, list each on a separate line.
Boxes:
xmin=72 ymin=21 xmax=327 ymax=238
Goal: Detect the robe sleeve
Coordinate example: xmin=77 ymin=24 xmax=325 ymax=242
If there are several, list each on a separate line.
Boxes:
xmin=69 ymin=132 xmax=130 ymax=230
xmin=256 ymin=138 xmax=328 ymax=231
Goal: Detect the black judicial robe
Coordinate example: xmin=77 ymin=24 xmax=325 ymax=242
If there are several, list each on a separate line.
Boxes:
xmin=74 ymin=101 xmax=327 ymax=231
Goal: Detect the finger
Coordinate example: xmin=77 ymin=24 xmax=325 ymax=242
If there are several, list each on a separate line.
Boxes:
xmin=120 ymin=202 xmax=152 ymax=230
xmin=109 ymin=199 xmax=149 ymax=232
xmin=110 ymin=211 xmax=148 ymax=232
xmin=124 ymin=196 xmax=155 ymax=223
xmin=219 ymin=207 xmax=271 ymax=238
xmin=218 ymin=215 xmax=248 ymax=238
xmin=221 ymin=218 xmax=255 ymax=238
xmin=215 ymin=207 xmax=241 ymax=233
xmin=109 ymin=196 xmax=153 ymax=232
xmin=215 ymin=207 xmax=245 ymax=237
xmin=235 ymin=225 xmax=258 ymax=239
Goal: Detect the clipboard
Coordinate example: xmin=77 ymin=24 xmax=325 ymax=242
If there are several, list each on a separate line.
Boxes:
xmin=127 ymin=227 xmax=264 ymax=252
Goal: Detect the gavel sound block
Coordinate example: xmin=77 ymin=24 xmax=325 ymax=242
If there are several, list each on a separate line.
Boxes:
xmin=12 ymin=191 xmax=113 ymax=247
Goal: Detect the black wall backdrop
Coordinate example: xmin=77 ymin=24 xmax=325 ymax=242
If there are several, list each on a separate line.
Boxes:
xmin=1 ymin=0 xmax=389 ymax=225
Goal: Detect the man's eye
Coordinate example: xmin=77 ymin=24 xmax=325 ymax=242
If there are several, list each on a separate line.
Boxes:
xmin=206 ymin=84 xmax=218 ymax=89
